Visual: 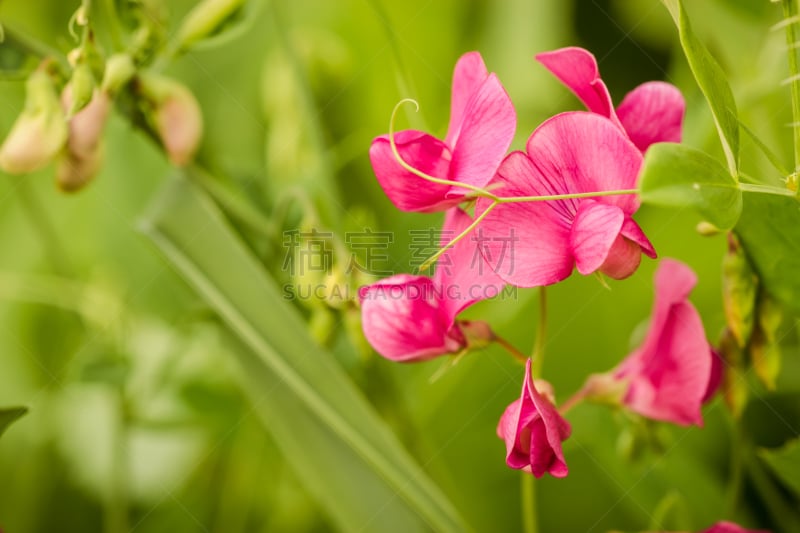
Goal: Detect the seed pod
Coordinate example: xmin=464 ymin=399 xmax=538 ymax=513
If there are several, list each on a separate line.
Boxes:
xmin=175 ymin=0 xmax=247 ymax=50
xmin=722 ymin=233 xmax=758 ymax=348
xmin=750 ymin=294 xmax=783 ymax=390
xmin=718 ymin=328 xmax=748 ymax=418
xmin=0 ymin=69 xmax=67 ymax=174
xmin=138 ymin=73 xmax=203 ymax=166
xmin=56 ymin=88 xmax=111 ymax=192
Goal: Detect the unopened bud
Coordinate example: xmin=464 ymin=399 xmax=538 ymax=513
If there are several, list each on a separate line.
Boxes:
xmin=138 ymin=73 xmax=203 ymax=166
xmin=57 ymin=147 xmax=104 ymax=192
xmin=101 ymin=53 xmax=136 ymax=95
xmin=696 ymin=221 xmax=721 ymax=236
xmin=0 ymin=69 xmax=67 ymax=174
xmin=176 ymin=0 xmax=247 ymax=50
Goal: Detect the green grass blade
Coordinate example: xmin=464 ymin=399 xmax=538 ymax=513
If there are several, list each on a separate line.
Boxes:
xmin=139 ymin=172 xmax=466 ymax=533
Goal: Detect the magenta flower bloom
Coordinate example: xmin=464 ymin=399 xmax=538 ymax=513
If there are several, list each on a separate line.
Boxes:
xmin=701 ymin=521 xmax=771 ymax=533
xmin=497 ymin=359 xmax=571 ymax=478
xmin=475 ymin=111 xmax=656 ymax=287
xmin=536 ymin=46 xmax=684 ymax=152
xmin=613 ymin=259 xmax=715 ymax=426
xmin=369 ymin=52 xmax=516 ymax=212
xmin=359 ymin=208 xmax=504 ymax=362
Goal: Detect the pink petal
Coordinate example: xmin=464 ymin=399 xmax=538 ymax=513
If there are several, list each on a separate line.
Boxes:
xmin=702 ymin=521 xmax=771 ymax=533
xmin=448 ymin=73 xmax=516 ymax=192
xmin=476 ymin=113 xmax=643 ymax=287
xmin=524 ymin=112 xmax=642 ymax=214
xmin=445 ymin=52 xmax=489 ymax=147
xmin=620 ymin=217 xmax=657 ymax=259
xmin=497 ymin=360 xmax=571 ymax=477
xmin=623 ymin=301 xmax=710 ymax=425
xmin=497 ymin=398 xmax=530 ymax=470
xmin=535 ymin=47 xmax=622 ymax=129
xmin=616 ymin=259 xmax=711 ymax=426
xmin=369 ymin=131 xmax=458 ymax=212
xmin=702 ymin=349 xmax=723 ymax=403
xmin=524 ymin=362 xmax=571 ymax=478
xmin=570 ymin=200 xmax=625 ymax=275
xmin=434 ymin=208 xmax=506 ymax=324
xmin=616 ymin=81 xmax=685 ymax=152
xmin=475 ymin=151 xmax=574 ymax=287
xmin=598 ymin=234 xmax=643 ymax=280
xmin=358 ymin=274 xmax=463 ymax=362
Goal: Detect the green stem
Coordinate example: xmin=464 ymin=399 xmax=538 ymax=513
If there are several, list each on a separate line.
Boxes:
xmin=725 ymin=417 xmax=745 ymax=517
xmin=493 ymin=334 xmax=528 ymax=364
xmin=106 ymin=389 xmax=128 ymax=533
xmin=519 ymin=286 xmax=548 ymax=533
xmin=389 ymin=99 xmax=497 ymax=199
xmin=14 ymin=179 xmax=73 ymax=277
xmin=521 ymin=473 xmax=538 ymax=533
xmin=419 ymin=201 xmax=497 ymax=271
xmin=738 ymin=182 xmax=798 ymax=197
xmin=783 ymin=0 xmax=800 ymax=195
xmin=101 ymin=0 xmax=125 ymax=50
xmin=531 ymin=287 xmax=547 ymax=379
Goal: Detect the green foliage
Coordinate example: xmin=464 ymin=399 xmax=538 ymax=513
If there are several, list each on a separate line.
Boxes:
xmin=0 ymin=406 xmax=27 ymax=438
xmin=639 ymin=142 xmax=742 ymax=229
xmin=760 ymin=439 xmax=800 ymax=497
xmin=661 ymin=0 xmax=740 ymax=174
xmin=140 ymin=173 xmax=466 ymax=532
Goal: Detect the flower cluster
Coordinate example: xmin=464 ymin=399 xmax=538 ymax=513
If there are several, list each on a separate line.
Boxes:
xmin=359 ymin=47 xmax=744 ymax=527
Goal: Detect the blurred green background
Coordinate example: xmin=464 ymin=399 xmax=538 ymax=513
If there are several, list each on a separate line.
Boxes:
xmin=0 ymin=0 xmax=797 ymax=532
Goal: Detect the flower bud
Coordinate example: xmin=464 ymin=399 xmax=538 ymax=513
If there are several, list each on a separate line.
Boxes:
xmin=101 ymin=53 xmax=136 ymax=95
xmin=138 ymin=73 xmax=203 ymax=166
xmin=56 ymin=147 xmax=104 ymax=192
xmin=0 ymin=69 xmax=67 ymax=174
xmin=175 ymin=0 xmax=247 ymax=50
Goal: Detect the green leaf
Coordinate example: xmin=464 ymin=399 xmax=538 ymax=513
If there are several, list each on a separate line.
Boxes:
xmin=139 ymin=173 xmax=466 ymax=533
xmin=759 ymin=439 xmax=800 ymax=497
xmin=639 ymin=142 xmax=742 ymax=230
xmin=0 ymin=406 xmax=28 ymax=438
xmin=661 ymin=0 xmax=740 ymax=174
xmin=735 ymin=193 xmax=800 ymax=313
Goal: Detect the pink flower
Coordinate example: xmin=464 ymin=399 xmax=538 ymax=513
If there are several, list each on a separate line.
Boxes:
xmin=369 ymin=52 xmax=516 ymax=212
xmin=536 ymin=46 xmax=684 ymax=152
xmin=359 ymin=208 xmax=504 ymax=361
xmin=497 ymin=359 xmax=571 ymax=478
xmin=613 ymin=259 xmax=715 ymax=426
xmin=475 ymin=111 xmax=656 ymax=287
xmin=701 ymin=521 xmax=771 ymax=533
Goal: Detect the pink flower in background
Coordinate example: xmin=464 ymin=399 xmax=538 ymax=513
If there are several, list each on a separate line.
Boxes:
xmin=536 ymin=46 xmax=684 ymax=152
xmin=369 ymin=52 xmax=516 ymax=212
xmin=359 ymin=208 xmax=504 ymax=361
xmin=497 ymin=359 xmax=571 ymax=478
xmin=701 ymin=521 xmax=771 ymax=533
xmin=475 ymin=112 xmax=656 ymax=287
xmin=613 ymin=259 xmax=716 ymax=426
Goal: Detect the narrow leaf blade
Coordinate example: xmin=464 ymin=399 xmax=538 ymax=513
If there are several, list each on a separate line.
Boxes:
xmin=0 ymin=406 xmax=27 ymax=438
xmin=661 ymin=0 xmax=740 ymax=174
xmin=139 ymin=173 xmax=466 ymax=533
